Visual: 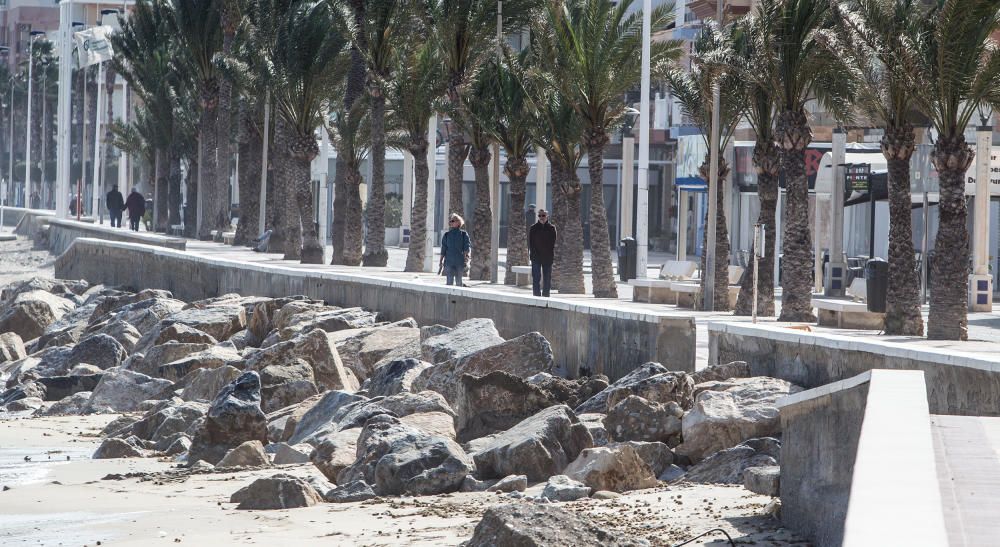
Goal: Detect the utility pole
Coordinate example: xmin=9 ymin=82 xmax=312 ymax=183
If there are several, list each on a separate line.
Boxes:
xmin=703 ymin=1 xmax=724 ymax=311
xmin=636 ymin=0 xmax=652 ymax=277
xmin=490 ymin=0 xmax=502 ymax=283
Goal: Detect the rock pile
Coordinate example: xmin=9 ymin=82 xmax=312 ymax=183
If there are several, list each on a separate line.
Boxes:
xmin=0 ymin=277 xmax=800 ymax=535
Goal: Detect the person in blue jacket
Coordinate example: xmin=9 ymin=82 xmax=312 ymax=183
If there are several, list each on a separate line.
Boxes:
xmin=440 ymin=213 xmax=471 ymax=287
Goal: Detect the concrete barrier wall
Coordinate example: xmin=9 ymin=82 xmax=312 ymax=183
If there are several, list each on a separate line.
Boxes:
xmin=47 ymin=218 xmax=186 ymax=255
xmin=56 ymin=238 xmax=696 ymax=378
xmin=709 ymin=322 xmax=1000 ymax=416
xmin=778 ymin=370 xmax=948 ymax=547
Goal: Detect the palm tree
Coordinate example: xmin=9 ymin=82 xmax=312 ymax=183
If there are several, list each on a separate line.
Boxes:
xmin=477 ymin=54 xmax=533 ymax=285
xmin=731 ymin=12 xmax=780 ymax=317
xmin=547 ymin=0 xmax=679 ymax=298
xmin=906 ymin=0 xmax=1000 ymax=340
xmin=172 ymin=0 xmax=223 ymax=240
xmin=665 ymin=24 xmax=744 ymax=311
xmin=214 ymin=0 xmax=242 ymax=242
xmin=331 ymin=0 xmax=368 ymax=266
xmin=758 ymin=0 xmax=852 ymax=322
xmin=329 ymin=92 xmax=371 ymax=266
xmin=265 ymin=0 xmax=349 ymax=263
xmin=823 ymin=0 xmax=925 ymax=335
xmin=431 ymin=0 xmax=539 ymax=223
xmin=349 ymin=0 xmax=410 ymax=267
xmin=391 ymin=39 xmax=446 ymax=273
xmin=463 ymin=69 xmax=498 ymax=280
xmin=524 ymin=32 xmax=587 ymax=294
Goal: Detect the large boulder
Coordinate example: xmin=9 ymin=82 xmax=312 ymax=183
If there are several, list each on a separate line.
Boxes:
xmin=245 ymin=329 xmax=357 ymax=392
xmin=187 ymin=371 xmax=269 ymax=465
xmin=338 ymin=417 xmax=473 ymax=496
xmin=93 ymin=437 xmax=146 ymax=459
xmin=419 ymin=318 xmax=504 ymax=364
xmin=66 ymin=334 xmax=127 ymax=371
xmin=413 ymin=331 xmax=553 ymax=414
xmin=677 ymin=377 xmax=801 ymax=461
xmin=311 ymin=428 xmax=362 ymax=482
xmin=575 ymin=362 xmax=694 ymax=414
xmin=457 ymin=371 xmax=561 ymax=442
xmin=286 ymin=390 xmax=370 ymax=445
xmin=126 ymin=342 xmax=213 ymax=377
xmin=464 ymin=504 xmax=639 ymax=547
xmin=609 ymin=441 xmax=674 ymax=477
xmin=155 ymin=343 xmax=243 ymax=382
xmin=259 ymin=359 xmax=319 ymax=413
xmin=335 ymin=326 xmax=420 ymax=381
xmin=362 ymin=358 xmax=432 ymax=397
xmin=279 ymin=307 xmax=379 ymax=340
xmin=217 ymin=440 xmax=270 ymax=468
xmin=84 ymin=368 xmax=173 ymax=412
xmin=541 ymin=474 xmax=591 ymax=502
xmin=133 ymin=322 xmax=218 ymax=355
xmin=743 ymin=465 xmax=780 ymax=497
xmin=178 ymin=365 xmax=242 ymax=402
xmin=0 ymin=290 xmax=75 ymax=341
xmin=91 ymin=319 xmax=142 ymax=354
xmin=0 ymin=333 xmax=27 ymax=363
xmin=467 ymin=405 xmax=593 ymax=482
xmin=35 ymin=391 xmax=91 ymax=416
xmin=691 ymin=360 xmax=751 ymax=384
xmin=603 ymin=395 xmax=682 ymax=444
xmin=112 ymin=296 xmax=186 ymax=333
xmin=160 ymin=305 xmax=247 ymax=342
xmin=684 ymin=437 xmax=781 ymax=484
xmin=127 ymin=400 xmax=208 ymax=444
xmin=564 ymin=444 xmax=658 ymax=493
xmin=229 ymin=474 xmax=322 ymax=510
xmin=528 ymin=373 xmax=610 ymax=410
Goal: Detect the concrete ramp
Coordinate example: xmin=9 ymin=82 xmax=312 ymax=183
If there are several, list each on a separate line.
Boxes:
xmin=931 ymin=415 xmax=1000 ymax=546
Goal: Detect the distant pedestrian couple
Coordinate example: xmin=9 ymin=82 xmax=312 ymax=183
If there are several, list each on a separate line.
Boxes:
xmin=106 ymin=185 xmax=145 ymax=232
xmin=439 ymin=209 xmax=557 ymax=298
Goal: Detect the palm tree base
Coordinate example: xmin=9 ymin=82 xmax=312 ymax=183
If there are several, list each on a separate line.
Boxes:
xmin=778 ymin=310 xmax=816 ymax=323
xmin=362 ymin=250 xmax=389 ymax=267
xmin=884 ymin=315 xmax=924 ymax=336
xmin=300 ymin=243 xmax=324 ymax=264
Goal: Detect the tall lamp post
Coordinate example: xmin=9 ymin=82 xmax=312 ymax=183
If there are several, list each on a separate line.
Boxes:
xmin=25 ymin=30 xmax=46 ymax=210
xmin=636 ymin=0 xmax=652 ymax=277
xmin=0 ymin=46 xmax=8 ymax=231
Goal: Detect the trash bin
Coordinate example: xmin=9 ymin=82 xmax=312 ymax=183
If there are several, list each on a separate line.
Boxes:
xmin=618 ymin=237 xmax=637 ymax=281
xmin=865 ymin=258 xmax=889 ymax=313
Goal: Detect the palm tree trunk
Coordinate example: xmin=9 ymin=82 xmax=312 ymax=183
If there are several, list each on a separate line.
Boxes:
xmin=184 ymin=157 xmax=198 ymax=238
xmin=448 ymin=132 xmax=469 ymax=218
xmin=557 ymin=165 xmax=586 ymax=295
xmin=697 ymin=156 xmax=731 ymax=311
xmin=154 ymin=147 xmax=168 ymax=231
xmin=234 ymin=102 xmax=262 ymax=247
xmin=168 ymin=144 xmax=183 ymax=228
xmin=292 ymin=133 xmax=322 ymax=264
xmin=734 ymin=140 xmax=780 ymax=317
xmin=214 ymin=18 xmax=236 ymax=242
xmin=196 ymin=82 xmax=220 ymax=240
xmin=775 ymin=108 xmax=816 ymax=322
xmin=331 ymin=167 xmax=347 ymax=262
xmin=342 ymin=167 xmax=365 ymax=265
xmin=585 ymin=134 xmax=618 ymax=298
xmin=270 ymin=117 xmax=300 ymax=258
xmin=503 ymin=155 xmax=529 ymax=285
xmin=363 ymin=92 xmax=389 ymax=266
xmin=405 ymin=137 xmax=430 ymax=272
xmin=468 ymin=141 xmax=492 ymax=281
xmin=883 ymin=125 xmax=923 ymax=335
xmin=551 ymin=163 xmax=566 ymax=291
xmin=927 ymin=135 xmax=973 ymax=340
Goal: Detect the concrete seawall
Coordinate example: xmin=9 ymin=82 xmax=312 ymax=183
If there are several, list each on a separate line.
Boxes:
xmin=709 ymin=322 xmax=1000 ymax=416
xmin=55 ymin=238 xmax=696 ymax=378
xmin=47 ymin=218 xmax=186 ymax=255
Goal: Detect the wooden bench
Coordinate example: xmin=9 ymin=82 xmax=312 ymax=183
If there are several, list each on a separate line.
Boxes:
xmin=631 ymin=260 xmax=699 ymax=303
xmin=672 ymin=266 xmax=745 ymax=309
xmin=812 ymin=278 xmax=885 ymax=329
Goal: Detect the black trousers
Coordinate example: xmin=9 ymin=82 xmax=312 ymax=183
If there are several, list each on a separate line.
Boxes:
xmin=110 ymin=209 xmax=122 ymax=227
xmin=129 ymin=216 xmax=141 ymax=231
xmin=532 ymin=261 xmax=552 ymax=297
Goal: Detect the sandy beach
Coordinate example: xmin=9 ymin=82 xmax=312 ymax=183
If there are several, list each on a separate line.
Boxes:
xmin=0 ymin=413 xmax=804 ymax=546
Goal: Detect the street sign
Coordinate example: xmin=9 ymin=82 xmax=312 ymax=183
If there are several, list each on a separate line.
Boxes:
xmin=845 ymin=163 xmax=871 ymax=193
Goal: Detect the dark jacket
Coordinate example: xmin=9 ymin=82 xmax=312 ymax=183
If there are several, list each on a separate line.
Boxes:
xmin=441 ymin=227 xmax=471 ymax=268
xmin=529 ymin=221 xmax=557 ymax=264
xmin=106 ymin=189 xmax=124 ymax=211
xmin=125 ymin=191 xmax=145 ymax=218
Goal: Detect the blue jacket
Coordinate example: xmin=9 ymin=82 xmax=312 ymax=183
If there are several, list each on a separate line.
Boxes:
xmin=441 ymin=228 xmax=471 ymax=267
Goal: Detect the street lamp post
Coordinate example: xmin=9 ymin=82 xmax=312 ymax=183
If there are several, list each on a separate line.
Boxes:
xmin=636 ymin=0 xmax=652 ymax=278
xmin=703 ymin=1 xmax=724 ymax=311
xmin=0 ymin=46 xmax=9 ymax=231
xmin=25 ymin=30 xmax=46 ymax=210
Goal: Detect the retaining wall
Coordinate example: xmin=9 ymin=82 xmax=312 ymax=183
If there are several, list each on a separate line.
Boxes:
xmin=55 ymin=238 xmax=696 ymax=378
xmin=47 ymin=218 xmax=185 ymax=255
xmin=779 ymin=370 xmax=947 ymax=547
xmin=709 ymin=322 xmax=1000 ymax=416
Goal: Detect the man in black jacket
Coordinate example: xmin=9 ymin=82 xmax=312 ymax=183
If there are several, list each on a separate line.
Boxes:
xmin=106 ymin=185 xmax=125 ymax=228
xmin=528 ymin=209 xmax=557 ymax=297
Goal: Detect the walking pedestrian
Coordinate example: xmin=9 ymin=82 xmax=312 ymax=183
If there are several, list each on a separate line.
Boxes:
xmin=525 ymin=203 xmax=536 ymax=228
xmin=106 ymin=185 xmax=124 ymax=228
xmin=528 ymin=208 xmax=557 ymax=297
xmin=440 ymin=213 xmax=471 ymax=287
xmin=125 ymin=187 xmax=145 ymax=232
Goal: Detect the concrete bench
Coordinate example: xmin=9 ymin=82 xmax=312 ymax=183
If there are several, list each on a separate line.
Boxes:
xmin=672 ymin=265 xmax=745 ymax=309
xmin=632 ymin=260 xmax=701 ymax=303
xmin=812 ymin=278 xmax=883 ymax=329
xmin=222 ymin=231 xmax=236 ymax=245
xmin=658 ymin=260 xmax=699 ymax=280
xmin=168 ymin=224 xmax=184 ymax=236
xmin=510 ymin=265 xmax=532 ymax=287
